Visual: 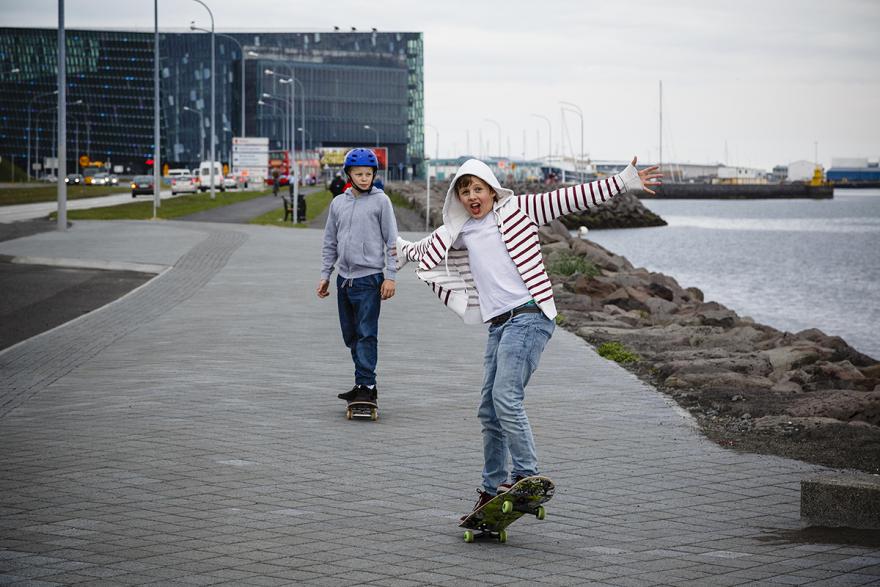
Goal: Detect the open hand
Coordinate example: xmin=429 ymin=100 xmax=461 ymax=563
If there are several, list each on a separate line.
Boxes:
xmin=631 ymin=156 xmax=663 ymax=196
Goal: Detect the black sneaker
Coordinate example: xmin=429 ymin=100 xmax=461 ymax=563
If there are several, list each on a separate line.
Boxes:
xmin=354 ymin=385 xmax=377 ymax=403
xmin=459 ymin=489 xmax=495 ymax=521
xmin=338 ymin=385 xmax=363 ymax=401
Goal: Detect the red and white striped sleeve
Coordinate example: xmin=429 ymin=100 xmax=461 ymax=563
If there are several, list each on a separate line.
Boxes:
xmin=515 ymin=164 xmax=642 ymax=226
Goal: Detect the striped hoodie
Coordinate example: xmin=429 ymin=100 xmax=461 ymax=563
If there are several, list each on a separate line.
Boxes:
xmin=397 ymin=159 xmax=645 ymax=325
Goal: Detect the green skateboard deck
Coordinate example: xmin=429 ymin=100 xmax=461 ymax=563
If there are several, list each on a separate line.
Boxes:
xmin=459 ymin=475 xmax=554 ymax=543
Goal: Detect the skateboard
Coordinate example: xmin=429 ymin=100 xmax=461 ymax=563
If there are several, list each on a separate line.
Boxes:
xmin=345 ymin=399 xmax=378 ymax=421
xmin=459 ymin=475 xmax=554 ymax=543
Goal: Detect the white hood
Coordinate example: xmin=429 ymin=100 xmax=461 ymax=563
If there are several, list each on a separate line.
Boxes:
xmin=442 ymin=159 xmax=515 ymax=235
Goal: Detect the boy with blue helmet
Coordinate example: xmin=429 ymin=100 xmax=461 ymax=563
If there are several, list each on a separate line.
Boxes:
xmin=317 ymin=148 xmax=399 ymax=404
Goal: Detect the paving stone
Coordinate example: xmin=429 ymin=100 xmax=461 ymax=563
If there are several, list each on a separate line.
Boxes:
xmin=0 ymin=221 xmax=877 ymax=586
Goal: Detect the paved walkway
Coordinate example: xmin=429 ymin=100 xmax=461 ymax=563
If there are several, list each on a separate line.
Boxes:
xmin=0 ymin=221 xmax=878 ymax=587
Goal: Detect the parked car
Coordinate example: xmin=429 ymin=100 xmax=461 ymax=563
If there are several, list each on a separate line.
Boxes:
xmin=108 ymin=174 xmax=119 ymax=185
xmin=130 ymin=175 xmax=154 ymax=197
xmin=222 ymin=175 xmax=238 ymax=190
xmin=64 ymin=173 xmax=84 ymax=185
xmin=171 ymin=174 xmax=198 ymax=195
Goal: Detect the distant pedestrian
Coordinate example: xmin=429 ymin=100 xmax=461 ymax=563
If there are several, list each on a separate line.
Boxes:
xmin=317 ymin=148 xmax=399 ymax=406
xmin=396 ymin=156 xmax=661 ymax=518
xmin=329 ymin=172 xmax=346 ymax=197
xmin=272 ymin=169 xmax=280 ymax=197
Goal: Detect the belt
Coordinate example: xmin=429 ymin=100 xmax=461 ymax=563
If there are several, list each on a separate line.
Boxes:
xmin=488 ymin=302 xmax=542 ymax=326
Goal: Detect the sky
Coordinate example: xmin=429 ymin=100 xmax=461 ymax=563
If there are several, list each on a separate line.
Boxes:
xmin=6 ymin=0 xmax=880 ymax=170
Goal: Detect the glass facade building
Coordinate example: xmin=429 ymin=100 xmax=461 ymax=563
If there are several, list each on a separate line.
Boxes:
xmin=0 ymin=27 xmax=424 ymax=177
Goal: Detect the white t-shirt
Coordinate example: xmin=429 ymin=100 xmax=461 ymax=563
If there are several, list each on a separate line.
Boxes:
xmin=453 ymin=214 xmax=532 ymax=321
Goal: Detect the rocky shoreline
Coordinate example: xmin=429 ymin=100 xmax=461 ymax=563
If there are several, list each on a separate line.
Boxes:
xmin=539 ymin=220 xmax=880 ymax=474
xmin=389 ymin=180 xmax=880 ymax=474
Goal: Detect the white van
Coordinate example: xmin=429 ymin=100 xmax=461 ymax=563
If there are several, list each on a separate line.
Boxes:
xmin=198 ymin=161 xmax=225 ymax=192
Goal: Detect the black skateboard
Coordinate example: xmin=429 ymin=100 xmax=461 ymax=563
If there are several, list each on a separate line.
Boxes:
xmin=459 ymin=475 xmax=554 ymax=543
xmin=345 ymin=399 xmax=378 ymax=421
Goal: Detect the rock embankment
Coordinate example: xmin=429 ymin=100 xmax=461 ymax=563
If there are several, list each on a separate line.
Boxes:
xmin=537 ymin=220 xmax=880 ymax=474
xmin=388 ymin=180 xmax=666 ymax=230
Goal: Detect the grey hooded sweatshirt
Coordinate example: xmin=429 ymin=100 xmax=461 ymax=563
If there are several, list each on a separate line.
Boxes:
xmin=320 ymin=186 xmax=398 ymax=281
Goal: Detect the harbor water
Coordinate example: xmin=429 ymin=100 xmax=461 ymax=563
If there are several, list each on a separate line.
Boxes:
xmin=583 ymin=189 xmax=880 ymax=359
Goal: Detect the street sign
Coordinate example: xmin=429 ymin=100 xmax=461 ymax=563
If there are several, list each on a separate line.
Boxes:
xmin=232 ymin=136 xmax=269 ymax=182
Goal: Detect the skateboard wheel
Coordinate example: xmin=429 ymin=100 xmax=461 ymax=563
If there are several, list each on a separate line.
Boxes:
xmin=345 ymin=408 xmax=352 ymax=420
xmin=501 ymin=500 xmax=513 ymax=514
xmin=536 ymin=505 xmax=546 ymax=520
xmin=498 ymin=529 xmax=507 ymax=543
xmin=371 ymin=408 xmax=378 ymax=421
xmin=463 ymin=530 xmax=474 ymax=543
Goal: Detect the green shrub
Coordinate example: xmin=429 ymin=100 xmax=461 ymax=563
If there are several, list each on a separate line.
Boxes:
xmin=546 ymin=252 xmax=599 ymax=277
xmin=596 ymin=341 xmax=640 ymax=364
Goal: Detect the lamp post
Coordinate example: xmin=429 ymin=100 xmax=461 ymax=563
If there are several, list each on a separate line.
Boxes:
xmin=363 ymin=124 xmax=379 ymax=148
xmin=191 ymin=0 xmax=215 ymax=199
xmin=484 ymin=118 xmax=502 ymax=158
xmin=192 ymin=26 xmax=247 ymax=138
xmin=153 ymin=0 xmax=160 ymax=216
xmin=560 ymin=101 xmax=584 ymax=179
xmin=258 ymin=99 xmax=287 ymax=150
xmin=425 ymin=123 xmax=439 ymax=231
xmin=27 ymin=90 xmax=58 ymax=181
xmin=57 ymin=0 xmax=67 ymax=230
xmin=260 ymin=93 xmax=288 ymax=151
xmin=290 ymin=77 xmax=306 ymax=157
xmin=296 ymin=127 xmax=312 ymax=149
xmin=182 ymin=106 xmax=205 ymax=161
xmin=530 ymin=113 xmax=552 ymax=163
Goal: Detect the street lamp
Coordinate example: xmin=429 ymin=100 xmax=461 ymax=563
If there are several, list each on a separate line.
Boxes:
xmin=560 ymin=101 xmax=584 ymax=178
xmin=191 ymin=0 xmax=216 ymax=200
xmin=27 ymin=90 xmax=58 ymax=181
xmin=363 ymin=124 xmax=379 ymax=148
xmin=296 ymin=127 xmax=312 ymax=150
xmin=193 ymin=25 xmax=247 ymax=138
xmin=58 ymin=0 xmax=67 ymax=230
xmin=182 ymin=106 xmax=206 ymax=161
xmin=153 ymin=0 xmax=160 ymax=216
xmin=260 ymin=93 xmax=289 ymax=150
xmin=425 ymin=123 xmax=439 ymax=232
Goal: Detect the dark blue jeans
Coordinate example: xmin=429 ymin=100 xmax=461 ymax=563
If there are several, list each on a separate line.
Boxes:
xmin=336 ymin=273 xmax=383 ymax=386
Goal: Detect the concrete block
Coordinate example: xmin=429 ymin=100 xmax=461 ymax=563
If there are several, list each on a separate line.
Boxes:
xmin=801 ymin=474 xmax=880 ymax=529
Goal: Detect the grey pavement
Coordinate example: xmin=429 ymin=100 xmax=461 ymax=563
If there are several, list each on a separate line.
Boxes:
xmin=0 ymin=220 xmax=878 ymax=587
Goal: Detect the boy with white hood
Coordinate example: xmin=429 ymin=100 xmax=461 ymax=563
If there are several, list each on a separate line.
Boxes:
xmin=397 ymin=157 xmax=661 ymax=515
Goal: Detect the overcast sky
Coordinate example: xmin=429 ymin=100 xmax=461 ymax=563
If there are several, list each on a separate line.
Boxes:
xmin=7 ymin=0 xmax=880 ymax=169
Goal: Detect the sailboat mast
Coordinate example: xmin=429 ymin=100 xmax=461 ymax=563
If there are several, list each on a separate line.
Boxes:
xmin=659 ymin=80 xmax=663 ymax=173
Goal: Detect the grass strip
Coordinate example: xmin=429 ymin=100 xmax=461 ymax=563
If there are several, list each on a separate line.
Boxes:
xmin=52 ymin=189 xmax=274 ymax=221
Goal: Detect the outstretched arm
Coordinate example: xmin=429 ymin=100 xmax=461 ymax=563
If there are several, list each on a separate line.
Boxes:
xmin=516 ymin=156 xmax=662 ymax=226
xmin=396 ymin=226 xmax=448 ymax=269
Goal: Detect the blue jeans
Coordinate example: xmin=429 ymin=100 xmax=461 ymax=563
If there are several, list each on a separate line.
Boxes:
xmin=336 ymin=273 xmax=383 ymax=387
xmin=478 ymin=311 xmax=555 ymax=494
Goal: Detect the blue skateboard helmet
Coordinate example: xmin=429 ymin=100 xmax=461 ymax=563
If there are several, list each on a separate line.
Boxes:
xmin=343 ymin=148 xmax=379 ymax=171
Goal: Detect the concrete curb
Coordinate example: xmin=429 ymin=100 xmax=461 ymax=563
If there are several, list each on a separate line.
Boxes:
xmin=5 ymin=254 xmax=167 ymax=274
